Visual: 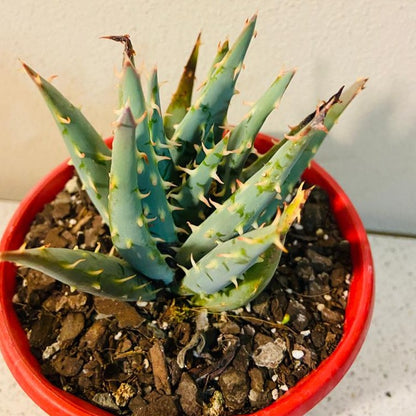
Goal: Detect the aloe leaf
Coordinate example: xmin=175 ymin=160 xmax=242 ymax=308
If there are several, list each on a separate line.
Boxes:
xmin=221 ymin=69 xmax=296 ymax=191
xmin=0 ymin=248 xmax=157 ymax=301
xmin=175 ymin=81 xmax=366 ymax=266
xmin=171 ymin=134 xmax=230 ymax=226
xmin=109 ymin=106 xmax=174 ymax=284
xmin=22 ymin=63 xmax=111 ymax=224
xmin=119 ymin=60 xmax=177 ymax=243
xmin=164 ymin=33 xmax=201 ymax=140
xmin=205 ymin=39 xmax=230 ymax=142
xmin=243 ymin=79 xmax=368 ymax=181
xmin=191 ymin=245 xmax=281 ymax=311
xmin=255 ymin=78 xmax=368 ymax=224
xmin=179 ymin=185 xmax=309 ymax=295
xmin=169 ymin=15 xmax=257 ymax=167
xmin=207 ymin=39 xmax=229 ymax=79
xmin=148 ymin=68 xmax=174 ymax=181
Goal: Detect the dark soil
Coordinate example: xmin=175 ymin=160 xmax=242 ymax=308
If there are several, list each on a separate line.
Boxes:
xmin=13 ymin=176 xmax=352 ymax=416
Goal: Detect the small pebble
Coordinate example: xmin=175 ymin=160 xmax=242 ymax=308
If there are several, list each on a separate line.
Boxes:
xmin=64 ymin=177 xmax=79 ymax=194
xmin=114 ymin=331 xmax=122 ymax=341
xmin=95 ymin=313 xmax=112 ymax=320
xmin=324 ymin=294 xmax=332 ymax=301
xmin=272 ymin=374 xmax=278 ymax=382
xmin=92 ymin=393 xmax=119 ymax=411
xmin=272 ymin=389 xmax=279 ymax=400
xmin=136 ymin=301 xmax=148 ymax=308
xmin=292 ymin=349 xmax=304 ymax=360
xmin=300 ymin=330 xmax=311 ymax=336
xmin=42 ymin=341 xmax=60 ymax=360
xmin=252 ymin=339 xmax=286 ymax=369
xmin=280 ymin=384 xmax=289 ymax=392
xmin=317 ymin=303 xmax=325 ymax=312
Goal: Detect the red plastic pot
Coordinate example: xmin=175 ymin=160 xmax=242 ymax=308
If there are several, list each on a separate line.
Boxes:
xmin=0 ymin=133 xmax=374 ymax=416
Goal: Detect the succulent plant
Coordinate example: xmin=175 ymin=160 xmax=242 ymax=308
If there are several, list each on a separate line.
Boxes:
xmin=1 ymin=16 xmax=366 ymax=311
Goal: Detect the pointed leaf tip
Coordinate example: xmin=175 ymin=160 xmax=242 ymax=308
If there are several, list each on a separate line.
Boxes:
xmin=248 ymin=13 xmax=258 ymax=24
xmin=101 ymin=34 xmax=136 ymax=61
xmin=21 ymin=62 xmax=42 ymax=86
xmin=115 ymin=105 xmax=136 ymax=128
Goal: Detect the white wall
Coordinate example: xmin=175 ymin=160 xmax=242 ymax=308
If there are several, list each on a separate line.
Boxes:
xmin=0 ymin=0 xmax=415 ymax=234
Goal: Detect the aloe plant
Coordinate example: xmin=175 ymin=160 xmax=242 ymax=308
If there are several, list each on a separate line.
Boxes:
xmin=0 ymin=16 xmax=366 ymax=311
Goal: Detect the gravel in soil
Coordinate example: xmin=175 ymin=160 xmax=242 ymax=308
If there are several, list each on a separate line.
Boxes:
xmin=12 ymin=176 xmax=352 ymax=416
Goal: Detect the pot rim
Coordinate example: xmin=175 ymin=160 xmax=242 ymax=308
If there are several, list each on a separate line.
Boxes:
xmin=0 ymin=133 xmax=374 ymax=416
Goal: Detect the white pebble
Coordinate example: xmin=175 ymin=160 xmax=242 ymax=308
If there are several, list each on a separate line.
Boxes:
xmin=69 ymin=218 xmax=77 ymax=226
xmin=272 ymin=388 xmax=279 ymax=400
xmin=292 ymin=349 xmax=305 ymax=360
xmin=324 ymin=294 xmax=332 ymax=301
xmin=300 ymin=330 xmax=311 ymax=336
xmin=293 ymin=223 xmax=303 ymax=230
xmin=323 ymin=234 xmax=329 ymax=240
xmin=196 ymin=309 xmax=209 ymax=332
xmin=95 ymin=312 xmax=112 ymax=320
xmin=249 ymin=389 xmax=260 ymax=402
xmin=64 ymin=176 xmax=79 ymax=193
xmin=42 ymin=341 xmax=60 ymax=360
xmin=245 ymin=303 xmax=252 ymax=313
xmin=280 ymin=384 xmax=289 ymax=392
xmin=272 ymin=374 xmax=278 ymax=382
xmin=136 ymin=301 xmax=148 ymax=308
xmin=143 ymin=358 xmax=150 ymax=369
xmin=317 ymin=303 xmax=325 ymax=312
xmin=114 ymin=331 xmax=122 ymax=340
